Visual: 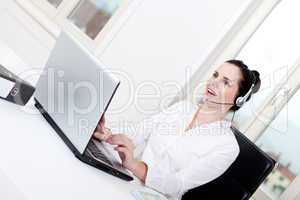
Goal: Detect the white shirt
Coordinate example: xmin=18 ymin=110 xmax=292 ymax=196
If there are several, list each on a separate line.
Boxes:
xmin=112 ymin=100 xmax=240 ymax=200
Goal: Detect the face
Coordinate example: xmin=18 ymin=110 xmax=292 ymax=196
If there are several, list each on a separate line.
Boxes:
xmin=204 ymin=62 xmax=242 ymax=109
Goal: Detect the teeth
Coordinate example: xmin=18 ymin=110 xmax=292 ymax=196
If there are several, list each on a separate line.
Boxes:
xmin=208 ymin=88 xmax=215 ymax=95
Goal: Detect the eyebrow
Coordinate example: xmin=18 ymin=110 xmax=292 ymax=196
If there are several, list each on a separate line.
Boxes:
xmin=214 ymin=71 xmax=234 ymax=82
xmin=223 ymin=76 xmax=233 ymax=82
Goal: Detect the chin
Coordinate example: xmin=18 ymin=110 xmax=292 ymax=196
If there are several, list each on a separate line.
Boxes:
xmin=202 ymin=94 xmax=209 ymax=101
xmin=203 ymin=93 xmax=215 ymax=101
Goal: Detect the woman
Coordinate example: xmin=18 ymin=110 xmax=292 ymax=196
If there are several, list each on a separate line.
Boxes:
xmin=94 ymin=60 xmax=261 ymax=200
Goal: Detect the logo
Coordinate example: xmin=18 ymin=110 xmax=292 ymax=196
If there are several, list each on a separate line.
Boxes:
xmin=10 ymin=87 xmax=19 ymax=97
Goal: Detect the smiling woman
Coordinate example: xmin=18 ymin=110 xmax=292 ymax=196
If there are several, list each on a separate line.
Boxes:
xmin=202 ymin=60 xmax=261 ymax=112
xmin=93 ymin=60 xmax=261 ymax=200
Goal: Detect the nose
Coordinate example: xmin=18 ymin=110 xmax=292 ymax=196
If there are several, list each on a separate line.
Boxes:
xmin=209 ymin=77 xmax=221 ymax=89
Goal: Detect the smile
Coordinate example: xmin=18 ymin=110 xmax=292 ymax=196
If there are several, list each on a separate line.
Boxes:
xmin=207 ymin=88 xmax=217 ymax=96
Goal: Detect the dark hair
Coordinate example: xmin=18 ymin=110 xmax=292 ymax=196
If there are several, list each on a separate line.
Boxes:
xmin=226 ymin=59 xmax=261 ymax=111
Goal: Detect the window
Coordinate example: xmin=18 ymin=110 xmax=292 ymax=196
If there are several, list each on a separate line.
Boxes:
xmin=234 ymin=0 xmax=300 ymax=132
xmin=46 ymin=0 xmax=63 ymax=8
xmin=232 ymin=0 xmax=300 ymax=199
xmin=255 ymin=89 xmax=300 ymax=199
xmin=68 ymin=0 xmax=123 ymax=40
xmin=16 ymin=0 xmax=131 ymax=52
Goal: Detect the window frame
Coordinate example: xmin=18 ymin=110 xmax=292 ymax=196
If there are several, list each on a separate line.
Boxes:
xmin=245 ymin=58 xmax=300 ymax=141
xmin=177 ymin=0 xmax=281 ymax=106
xmin=27 ymin=0 xmax=65 ymax=18
xmin=247 ymin=59 xmax=300 ymax=200
xmin=15 ymin=0 xmax=135 ymax=53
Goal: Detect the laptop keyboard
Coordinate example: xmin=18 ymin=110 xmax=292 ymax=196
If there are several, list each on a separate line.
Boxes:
xmin=87 ymin=140 xmax=113 ymax=166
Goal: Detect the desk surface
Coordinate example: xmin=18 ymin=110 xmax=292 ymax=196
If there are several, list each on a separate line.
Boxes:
xmin=0 ymin=40 xmax=163 ymax=200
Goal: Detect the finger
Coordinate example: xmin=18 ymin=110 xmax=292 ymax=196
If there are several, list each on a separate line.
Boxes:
xmin=96 ymin=125 xmax=111 ymax=136
xmin=107 ymin=135 xmax=134 ymax=150
xmin=99 ymin=115 xmax=105 ymax=126
xmin=96 ymin=116 xmax=106 ymax=132
xmin=107 ymin=134 xmax=130 ymax=144
xmin=93 ymin=131 xmax=105 ymax=140
xmin=93 ymin=131 xmax=111 ymax=141
xmin=115 ymin=134 xmax=135 ymax=150
xmin=96 ymin=123 xmax=105 ymax=132
xmin=114 ymin=146 xmax=130 ymax=158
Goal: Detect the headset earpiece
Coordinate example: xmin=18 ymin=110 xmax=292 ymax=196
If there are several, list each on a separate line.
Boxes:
xmin=235 ymin=84 xmax=254 ymax=107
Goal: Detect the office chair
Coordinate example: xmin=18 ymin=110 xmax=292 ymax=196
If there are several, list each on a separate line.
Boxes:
xmin=181 ymin=126 xmax=276 ymax=200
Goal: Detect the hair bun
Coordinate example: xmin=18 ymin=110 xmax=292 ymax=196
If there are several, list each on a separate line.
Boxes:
xmin=251 ymin=70 xmax=261 ymax=93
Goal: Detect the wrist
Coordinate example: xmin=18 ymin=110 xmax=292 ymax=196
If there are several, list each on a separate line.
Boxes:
xmin=126 ymin=159 xmax=140 ymax=172
xmin=130 ymin=160 xmax=147 ymax=184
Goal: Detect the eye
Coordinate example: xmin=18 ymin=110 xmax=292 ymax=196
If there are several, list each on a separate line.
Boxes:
xmin=223 ymin=79 xmax=233 ymax=87
xmin=212 ymin=71 xmax=218 ymax=78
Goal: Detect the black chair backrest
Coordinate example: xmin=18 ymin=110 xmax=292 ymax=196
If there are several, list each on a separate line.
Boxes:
xmin=182 ymin=126 xmax=276 ymax=200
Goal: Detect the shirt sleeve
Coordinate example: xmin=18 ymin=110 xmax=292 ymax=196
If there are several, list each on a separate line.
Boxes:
xmin=143 ymin=141 xmax=240 ymax=199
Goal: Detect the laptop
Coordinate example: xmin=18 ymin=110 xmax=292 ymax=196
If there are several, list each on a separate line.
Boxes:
xmin=34 ymin=31 xmax=133 ymax=181
xmin=0 ymin=64 xmax=35 ymax=105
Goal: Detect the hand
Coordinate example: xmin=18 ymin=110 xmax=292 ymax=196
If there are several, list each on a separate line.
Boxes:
xmin=107 ymin=134 xmax=148 ymax=183
xmin=93 ymin=115 xmax=112 ymax=142
xmin=106 ymin=134 xmax=137 ymax=171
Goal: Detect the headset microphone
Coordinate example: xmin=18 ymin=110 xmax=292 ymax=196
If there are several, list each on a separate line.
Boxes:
xmin=206 ymin=100 xmax=234 ymax=105
xmin=208 ymin=83 xmax=255 ymax=107
xmin=198 ymin=96 xmax=234 ymax=105
xmin=198 ymin=81 xmax=255 ymax=107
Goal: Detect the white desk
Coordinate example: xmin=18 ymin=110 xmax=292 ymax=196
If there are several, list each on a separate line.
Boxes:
xmin=0 ymin=41 xmax=162 ymax=200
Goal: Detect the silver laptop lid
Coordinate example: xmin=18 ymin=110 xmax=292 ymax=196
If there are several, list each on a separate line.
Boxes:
xmin=35 ymin=32 xmax=120 ymax=154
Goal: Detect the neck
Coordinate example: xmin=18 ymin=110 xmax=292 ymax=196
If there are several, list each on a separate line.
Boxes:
xmin=185 ymin=102 xmax=230 ymax=132
xmin=194 ymin=102 xmax=229 ymax=124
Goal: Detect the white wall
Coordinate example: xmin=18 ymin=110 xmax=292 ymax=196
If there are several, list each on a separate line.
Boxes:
xmin=0 ymin=0 xmax=249 ymax=125
xmin=0 ymin=1 xmax=53 ymax=68
xmin=96 ymin=0 xmax=250 ymax=125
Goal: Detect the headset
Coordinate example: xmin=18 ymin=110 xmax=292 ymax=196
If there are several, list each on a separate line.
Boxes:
xmin=196 ymin=81 xmax=255 ymax=124
xmin=206 ymin=83 xmax=255 ymax=107
xmin=196 ymin=71 xmax=256 ymax=125
xmin=205 ymin=71 xmax=256 ymax=108
xmin=235 ymin=83 xmax=255 ymax=107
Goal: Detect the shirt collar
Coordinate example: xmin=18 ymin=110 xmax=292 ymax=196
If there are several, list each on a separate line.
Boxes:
xmin=182 ymin=100 xmax=232 ymax=133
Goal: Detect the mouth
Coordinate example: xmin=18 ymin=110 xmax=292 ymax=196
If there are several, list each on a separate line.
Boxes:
xmin=206 ymin=87 xmax=217 ymax=96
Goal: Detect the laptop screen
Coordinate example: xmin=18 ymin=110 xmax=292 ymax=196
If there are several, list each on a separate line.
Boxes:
xmin=35 ymin=32 xmax=120 ymax=154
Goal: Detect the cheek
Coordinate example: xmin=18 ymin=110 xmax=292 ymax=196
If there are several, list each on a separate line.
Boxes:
xmin=224 ymin=88 xmax=238 ymax=101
